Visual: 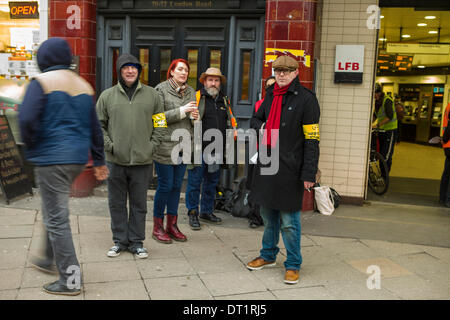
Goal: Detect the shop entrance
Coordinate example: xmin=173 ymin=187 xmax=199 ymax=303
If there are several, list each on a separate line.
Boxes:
xmin=131 ymin=18 xmax=228 ymax=90
xmin=369 ymin=3 xmax=450 ymax=207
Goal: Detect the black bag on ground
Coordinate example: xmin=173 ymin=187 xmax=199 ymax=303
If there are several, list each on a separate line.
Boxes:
xmin=231 ymin=177 xmax=251 ymax=218
xmin=329 ymin=187 xmax=341 ymax=209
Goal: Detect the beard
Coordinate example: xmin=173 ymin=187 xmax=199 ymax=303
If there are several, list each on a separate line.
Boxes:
xmin=206 ymin=86 xmax=220 ymax=98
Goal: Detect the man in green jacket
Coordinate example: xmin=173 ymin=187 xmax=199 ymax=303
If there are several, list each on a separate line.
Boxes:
xmin=96 ymin=53 xmax=166 ymax=259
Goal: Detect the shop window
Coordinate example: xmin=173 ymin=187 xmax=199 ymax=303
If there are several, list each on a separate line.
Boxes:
xmin=139 ymin=48 xmax=149 ymax=85
xmin=240 ymin=50 xmax=252 ymax=102
xmin=187 ymin=49 xmax=198 ymax=90
xmin=111 ymin=48 xmax=121 ymax=86
xmin=210 ymin=49 xmax=221 ymax=69
xmin=160 ymin=48 xmax=172 ymax=83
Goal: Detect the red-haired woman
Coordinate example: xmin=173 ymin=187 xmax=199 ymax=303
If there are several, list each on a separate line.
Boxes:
xmin=152 ymin=58 xmax=199 ymax=243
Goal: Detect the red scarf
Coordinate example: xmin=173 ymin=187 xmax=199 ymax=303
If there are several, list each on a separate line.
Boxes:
xmin=262 ymin=81 xmax=291 ymax=148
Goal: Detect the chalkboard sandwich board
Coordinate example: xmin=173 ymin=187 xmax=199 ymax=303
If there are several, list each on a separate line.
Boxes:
xmin=0 ymin=115 xmax=33 ymax=204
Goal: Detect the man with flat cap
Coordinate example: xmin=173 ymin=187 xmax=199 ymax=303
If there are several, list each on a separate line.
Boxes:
xmin=246 ymin=55 xmax=320 ymax=285
xmin=185 ymin=67 xmax=237 ymax=230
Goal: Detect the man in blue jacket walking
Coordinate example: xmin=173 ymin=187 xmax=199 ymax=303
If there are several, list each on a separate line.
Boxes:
xmin=19 ymin=37 xmax=108 ymax=296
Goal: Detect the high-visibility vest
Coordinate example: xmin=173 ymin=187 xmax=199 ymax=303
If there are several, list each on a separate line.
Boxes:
xmin=442 ymin=102 xmax=450 ymax=149
xmin=377 ymin=94 xmax=397 ymax=131
xmin=195 ymin=90 xmax=238 ymax=138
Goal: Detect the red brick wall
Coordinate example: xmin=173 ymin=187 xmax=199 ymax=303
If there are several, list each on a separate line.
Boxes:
xmin=49 ymin=0 xmax=97 ymax=89
xmin=264 ymin=0 xmax=317 ymax=91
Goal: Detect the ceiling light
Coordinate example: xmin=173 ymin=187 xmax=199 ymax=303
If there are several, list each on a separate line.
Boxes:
xmin=429 ymin=30 xmax=438 ymax=34
xmin=417 ymin=23 xmax=427 ymax=27
xmin=402 ymin=34 xmax=411 ymax=38
xmin=425 ymin=16 xmax=436 ymax=19
xmin=418 ymin=66 xmax=426 ymax=68
xmin=379 ymin=38 xmax=387 ymax=41
xmin=380 ymin=15 xmax=384 ymax=19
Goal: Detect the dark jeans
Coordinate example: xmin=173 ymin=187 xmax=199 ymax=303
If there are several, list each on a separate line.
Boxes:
xmin=106 ymin=162 xmax=150 ymax=251
xmin=186 ymin=161 xmax=220 ymax=214
xmin=378 ymin=130 xmax=396 ymax=172
xmin=440 ymin=155 xmax=450 ymax=204
xmin=153 ymin=161 xmax=187 ymax=218
xmin=35 ymin=164 xmax=84 ymax=288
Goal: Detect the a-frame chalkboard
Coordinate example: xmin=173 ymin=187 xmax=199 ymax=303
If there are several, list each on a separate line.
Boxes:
xmin=0 ymin=115 xmax=33 ymax=204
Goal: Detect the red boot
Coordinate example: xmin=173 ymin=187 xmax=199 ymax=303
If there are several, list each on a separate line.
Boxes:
xmin=152 ymin=217 xmax=172 ymax=244
xmin=166 ymin=214 xmax=187 ymax=242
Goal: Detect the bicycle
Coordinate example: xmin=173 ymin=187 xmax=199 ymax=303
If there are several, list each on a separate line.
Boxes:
xmin=368 ymin=128 xmax=389 ymax=195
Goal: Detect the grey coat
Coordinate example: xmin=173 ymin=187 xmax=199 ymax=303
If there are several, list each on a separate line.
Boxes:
xmin=152 ymin=80 xmax=196 ymax=165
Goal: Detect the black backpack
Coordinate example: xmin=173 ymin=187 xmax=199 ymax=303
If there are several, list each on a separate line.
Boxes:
xmin=231 ymin=177 xmax=251 ymax=218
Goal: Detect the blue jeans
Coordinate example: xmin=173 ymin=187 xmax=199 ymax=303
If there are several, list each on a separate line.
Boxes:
xmin=153 ymin=161 xmax=187 ymax=218
xmin=186 ymin=162 xmax=220 ymax=214
xmin=259 ymin=206 xmax=302 ymax=271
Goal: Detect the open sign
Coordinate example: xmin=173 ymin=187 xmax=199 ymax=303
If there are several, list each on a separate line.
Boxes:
xmin=9 ymin=2 xmax=39 ymax=19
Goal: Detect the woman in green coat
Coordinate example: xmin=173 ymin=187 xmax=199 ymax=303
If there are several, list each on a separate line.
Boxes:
xmin=152 ymin=59 xmax=199 ymax=243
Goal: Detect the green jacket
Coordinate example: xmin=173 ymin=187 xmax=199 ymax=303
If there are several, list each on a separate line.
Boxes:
xmin=96 ymin=81 xmax=167 ymax=166
xmin=153 ymin=80 xmax=196 ymax=165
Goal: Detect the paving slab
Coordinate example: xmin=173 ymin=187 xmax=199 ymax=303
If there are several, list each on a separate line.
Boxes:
xmin=0 ymin=289 xmax=18 ymax=300
xmin=0 ymin=225 xmax=34 ymax=239
xmin=0 ymin=268 xmax=24 ymax=290
xmin=84 ymin=280 xmax=149 ymax=300
xmin=346 ymin=257 xmax=414 ymax=278
xmin=78 ymin=232 xmax=134 ymax=263
xmin=0 ymin=212 xmax=36 ymax=226
xmin=390 ymin=252 xmax=450 ymax=277
xmin=136 ymin=256 xmax=196 ymax=279
xmin=199 ymin=270 xmax=267 ymax=297
xmin=0 ymin=238 xmax=30 ymax=269
xmin=16 ymin=287 xmax=82 ymax=300
xmin=186 ymin=252 xmax=245 ymax=275
xmin=21 ymin=267 xmax=59 ymax=289
xmin=145 ymin=275 xmax=213 ymax=300
xmin=215 ymin=291 xmax=277 ymax=300
xmin=359 ymin=239 xmax=429 ymax=257
xmin=271 ymin=286 xmax=336 ymax=300
xmin=381 ymin=275 xmax=450 ymax=300
xmin=82 ymin=260 xmax=141 ymax=284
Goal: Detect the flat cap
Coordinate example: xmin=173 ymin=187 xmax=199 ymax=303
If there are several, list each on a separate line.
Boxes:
xmin=272 ymin=55 xmax=299 ymax=70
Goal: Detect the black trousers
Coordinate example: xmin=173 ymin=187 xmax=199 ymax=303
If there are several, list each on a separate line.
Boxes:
xmin=439 ymin=155 xmax=450 ymax=204
xmin=106 ymin=162 xmax=151 ymax=250
xmin=378 ymin=130 xmax=396 ymax=173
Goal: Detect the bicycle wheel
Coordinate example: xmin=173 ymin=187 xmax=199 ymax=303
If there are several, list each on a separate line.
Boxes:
xmin=368 ymin=150 xmax=389 ymax=195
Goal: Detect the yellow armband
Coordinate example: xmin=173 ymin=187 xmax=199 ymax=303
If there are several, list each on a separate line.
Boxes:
xmin=303 ymin=124 xmax=320 ymax=141
xmin=152 ymin=113 xmax=167 ymax=128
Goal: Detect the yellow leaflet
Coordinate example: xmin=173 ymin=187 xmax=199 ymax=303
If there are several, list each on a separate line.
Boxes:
xmin=303 ymin=124 xmax=320 ymax=141
xmin=152 ymin=113 xmax=167 ymax=128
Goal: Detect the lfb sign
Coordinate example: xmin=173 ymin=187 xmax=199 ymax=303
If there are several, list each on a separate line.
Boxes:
xmin=334 ymin=45 xmax=364 ymax=83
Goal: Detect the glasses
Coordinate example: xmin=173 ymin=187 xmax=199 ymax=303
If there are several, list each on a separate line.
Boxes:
xmin=274 ymin=68 xmax=294 ymax=75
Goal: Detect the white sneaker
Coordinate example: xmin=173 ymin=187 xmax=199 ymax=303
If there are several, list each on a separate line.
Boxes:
xmin=107 ymin=245 xmax=122 ymax=257
xmin=133 ymin=247 xmax=148 ymax=259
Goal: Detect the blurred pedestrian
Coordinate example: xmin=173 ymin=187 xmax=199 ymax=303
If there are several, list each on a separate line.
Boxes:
xmin=152 ymin=59 xmax=198 ymax=243
xmin=96 ymin=53 xmax=166 ymax=259
xmin=246 ymin=55 xmax=320 ymax=285
xmin=19 ymin=37 xmax=108 ymax=296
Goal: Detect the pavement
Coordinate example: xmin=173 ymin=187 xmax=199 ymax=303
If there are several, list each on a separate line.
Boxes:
xmin=0 ymin=185 xmax=449 ymax=301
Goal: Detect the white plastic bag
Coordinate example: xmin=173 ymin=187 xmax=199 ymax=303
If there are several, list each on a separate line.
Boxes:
xmin=314 ymin=185 xmax=335 ymax=215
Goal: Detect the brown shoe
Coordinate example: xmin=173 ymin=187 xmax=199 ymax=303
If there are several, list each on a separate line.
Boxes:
xmin=284 ymin=269 xmax=299 ymax=284
xmin=246 ymin=257 xmax=276 ymax=271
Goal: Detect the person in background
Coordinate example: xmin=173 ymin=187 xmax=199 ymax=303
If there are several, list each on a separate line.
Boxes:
xmin=372 ymin=83 xmax=397 ymax=173
xmin=439 ymin=102 xmax=450 ymax=208
xmin=96 ymin=53 xmax=166 ymax=259
xmin=246 ymin=76 xmax=276 ymax=228
xmin=152 ymin=59 xmax=199 ymax=243
xmin=19 ymin=37 xmax=108 ymax=296
xmin=185 ymin=67 xmax=237 ymax=230
xmin=246 ymin=55 xmax=320 ymax=285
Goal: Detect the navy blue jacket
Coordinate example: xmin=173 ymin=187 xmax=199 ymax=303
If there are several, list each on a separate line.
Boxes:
xmin=19 ymin=37 xmax=105 ymax=167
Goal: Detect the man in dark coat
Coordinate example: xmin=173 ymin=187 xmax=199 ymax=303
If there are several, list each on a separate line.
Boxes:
xmin=246 ymin=55 xmax=320 ymax=285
